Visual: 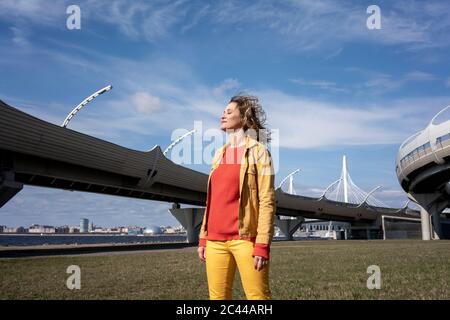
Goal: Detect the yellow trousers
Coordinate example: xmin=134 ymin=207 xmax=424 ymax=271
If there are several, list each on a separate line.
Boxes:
xmin=205 ymin=239 xmax=271 ymax=300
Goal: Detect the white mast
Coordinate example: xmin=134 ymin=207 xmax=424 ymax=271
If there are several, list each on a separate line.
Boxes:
xmin=342 ymin=155 xmax=348 ymax=203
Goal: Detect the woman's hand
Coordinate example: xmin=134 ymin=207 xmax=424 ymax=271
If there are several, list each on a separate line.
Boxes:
xmin=197 ymin=246 xmax=206 ymax=262
xmin=253 ymin=255 xmax=269 ymax=271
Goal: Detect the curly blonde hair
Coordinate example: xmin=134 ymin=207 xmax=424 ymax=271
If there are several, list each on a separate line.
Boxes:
xmin=229 ymin=93 xmax=272 ymax=144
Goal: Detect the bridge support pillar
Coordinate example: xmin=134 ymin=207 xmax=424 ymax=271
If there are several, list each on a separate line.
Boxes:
xmin=409 ymin=193 xmax=446 ymax=240
xmin=420 ymin=207 xmax=432 ymax=240
xmin=169 ymin=204 xmax=205 ymax=244
xmin=431 ymin=209 xmax=442 ymax=240
xmin=275 ymin=216 xmax=304 ymax=240
xmin=0 ymin=171 xmax=23 ymax=208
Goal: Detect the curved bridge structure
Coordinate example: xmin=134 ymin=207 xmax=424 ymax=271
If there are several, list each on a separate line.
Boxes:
xmin=0 ymin=99 xmax=419 ymax=242
xmin=396 ymin=106 xmax=450 ymax=239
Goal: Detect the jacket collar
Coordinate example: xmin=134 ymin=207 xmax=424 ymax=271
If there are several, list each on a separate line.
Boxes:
xmin=222 ymin=132 xmax=258 ymax=151
xmin=213 ymin=132 xmax=259 ymax=167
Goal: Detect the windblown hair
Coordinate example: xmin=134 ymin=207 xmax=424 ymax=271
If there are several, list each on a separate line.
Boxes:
xmin=229 ymin=93 xmax=272 ymax=144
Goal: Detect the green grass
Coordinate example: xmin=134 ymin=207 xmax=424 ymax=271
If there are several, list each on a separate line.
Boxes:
xmin=1 ymin=240 xmax=449 ymax=299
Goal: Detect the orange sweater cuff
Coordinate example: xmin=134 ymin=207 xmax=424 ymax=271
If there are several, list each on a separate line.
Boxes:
xmin=198 ymin=238 xmax=207 ymax=247
xmin=252 ymin=243 xmax=270 ymax=259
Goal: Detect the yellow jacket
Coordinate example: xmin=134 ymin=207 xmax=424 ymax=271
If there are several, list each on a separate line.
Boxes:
xmin=199 ymin=133 xmax=277 ymax=245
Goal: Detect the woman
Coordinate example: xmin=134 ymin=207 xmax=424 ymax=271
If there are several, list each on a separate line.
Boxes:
xmin=197 ymin=94 xmax=276 ymax=300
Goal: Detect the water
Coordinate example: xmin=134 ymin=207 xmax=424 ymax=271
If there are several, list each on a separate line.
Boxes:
xmin=0 ymin=234 xmax=187 ymax=247
xmin=0 ymin=235 xmax=322 ymax=247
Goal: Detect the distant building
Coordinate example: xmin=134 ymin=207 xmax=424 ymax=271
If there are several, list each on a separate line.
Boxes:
xmin=0 ymin=225 xmax=5 ymax=233
xmin=3 ymin=226 xmax=27 ymax=233
xmin=127 ymin=226 xmax=143 ymax=235
xmin=29 ymin=224 xmax=56 ymax=234
xmin=164 ymin=226 xmax=177 ymax=234
xmin=274 ymin=225 xmax=281 ymax=237
xmin=174 ymin=225 xmax=186 ymax=234
xmin=295 ymin=219 xmax=351 ymax=240
xmin=80 ymin=218 xmax=89 ymax=233
xmin=88 ymin=221 xmax=94 ymax=232
xmin=56 ymin=226 xmax=70 ymax=234
xmin=69 ymin=226 xmax=79 ymax=233
xmin=144 ymin=226 xmax=164 ymax=235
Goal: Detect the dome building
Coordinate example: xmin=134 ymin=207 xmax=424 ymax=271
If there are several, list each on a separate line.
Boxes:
xmin=144 ymin=225 xmax=163 ymax=235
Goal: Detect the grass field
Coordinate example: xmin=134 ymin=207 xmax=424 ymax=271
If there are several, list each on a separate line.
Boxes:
xmin=1 ymin=240 xmax=449 ymax=300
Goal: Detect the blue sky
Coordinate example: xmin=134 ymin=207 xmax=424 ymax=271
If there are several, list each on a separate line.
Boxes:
xmin=1 ymin=0 xmax=450 ymax=228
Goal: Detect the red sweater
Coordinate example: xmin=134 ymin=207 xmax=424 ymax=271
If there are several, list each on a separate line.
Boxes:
xmin=198 ymin=144 xmax=270 ymax=259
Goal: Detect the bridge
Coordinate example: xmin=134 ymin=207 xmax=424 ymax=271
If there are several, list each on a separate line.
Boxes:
xmin=396 ymin=105 xmax=450 ymax=240
xmin=0 ymin=99 xmax=419 ymax=242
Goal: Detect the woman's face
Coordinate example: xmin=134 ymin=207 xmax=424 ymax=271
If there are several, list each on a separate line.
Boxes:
xmin=220 ymin=102 xmax=243 ymax=131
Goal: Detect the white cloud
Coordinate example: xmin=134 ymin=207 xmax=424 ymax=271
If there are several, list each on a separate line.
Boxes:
xmin=290 ymin=69 xmax=439 ymax=96
xmin=10 ymin=26 xmax=30 ymax=47
xmin=290 ymin=78 xmax=349 ymax=93
xmin=3 ymin=39 xmax=449 ymax=152
xmin=324 ymin=47 xmax=343 ymax=60
xmin=359 ymin=70 xmax=439 ymax=94
xmin=180 ymin=3 xmax=210 ymax=34
xmin=258 ymin=89 xmax=450 ymax=149
xmin=212 ymin=78 xmax=241 ymax=97
xmin=211 ymin=0 xmax=450 ymax=53
xmin=362 ymin=73 xmax=405 ymax=95
xmin=339 ymin=68 xmax=440 ymax=95
xmin=1 ymin=24 xmax=447 ymax=152
xmin=90 ymin=0 xmax=187 ymax=42
xmin=404 ymin=71 xmax=437 ymax=82
xmin=2 ymin=0 xmax=450 ymax=53
xmin=131 ymin=92 xmax=161 ymax=114
xmin=3 ymin=27 xmax=449 ymax=154
xmin=0 ymin=0 xmax=65 ymax=25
